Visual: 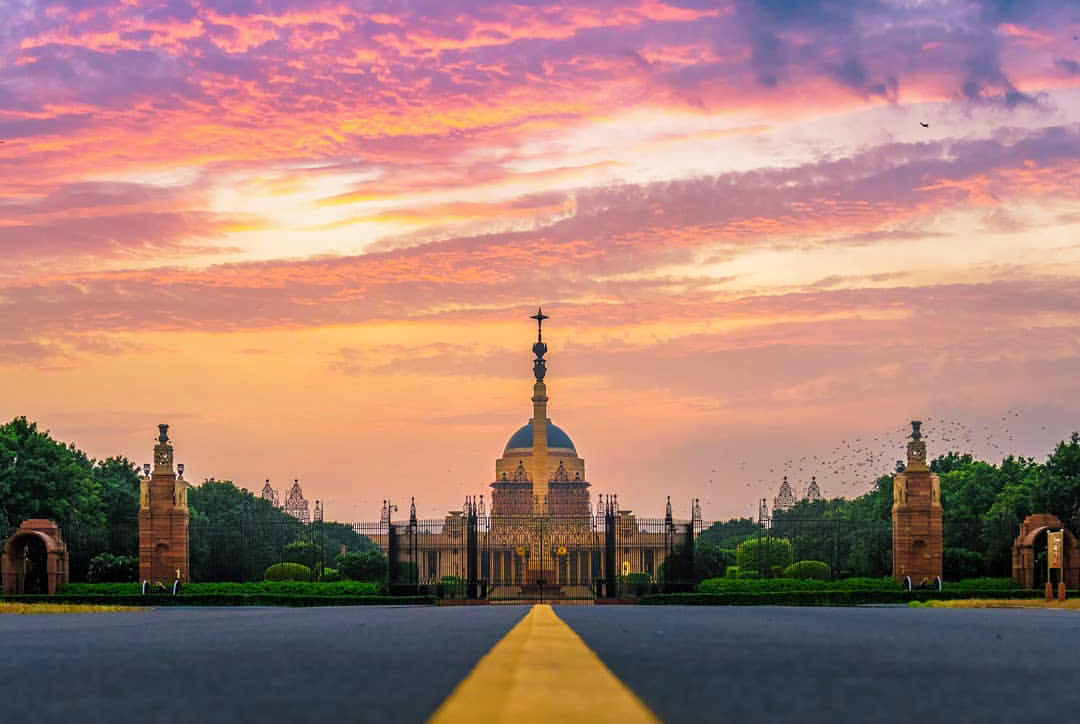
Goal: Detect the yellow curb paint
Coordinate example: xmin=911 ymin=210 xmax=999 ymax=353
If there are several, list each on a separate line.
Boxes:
xmin=428 ymin=604 xmax=662 ymax=724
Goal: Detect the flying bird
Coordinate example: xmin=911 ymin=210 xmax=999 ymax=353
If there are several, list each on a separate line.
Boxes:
xmin=920 ymin=122 xmax=929 ymax=128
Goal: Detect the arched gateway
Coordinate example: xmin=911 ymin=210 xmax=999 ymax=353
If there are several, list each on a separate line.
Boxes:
xmin=1 ymin=519 xmax=70 ymax=595
xmin=1012 ymin=514 xmax=1080 ymax=589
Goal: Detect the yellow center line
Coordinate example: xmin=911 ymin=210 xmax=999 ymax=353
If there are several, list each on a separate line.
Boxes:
xmin=428 ymin=604 xmax=662 ymax=724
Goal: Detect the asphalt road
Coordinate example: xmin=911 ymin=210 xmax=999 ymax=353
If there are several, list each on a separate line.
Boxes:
xmin=558 ymin=605 xmax=1080 ymax=724
xmin=0 ymin=605 xmax=527 ymax=724
xmin=3 ymin=604 xmax=1079 ymax=724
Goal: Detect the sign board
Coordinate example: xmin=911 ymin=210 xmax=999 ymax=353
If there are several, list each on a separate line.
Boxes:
xmin=1048 ymin=530 xmax=1064 ymax=570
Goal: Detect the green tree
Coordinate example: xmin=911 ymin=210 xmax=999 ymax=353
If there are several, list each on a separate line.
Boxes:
xmin=188 ymin=479 xmax=304 ymax=582
xmin=337 ymin=550 xmax=387 ymax=582
xmin=0 ymin=417 xmax=100 ymax=532
xmin=735 ymin=537 xmax=793 ymax=576
xmin=699 ymin=517 xmax=759 ymax=548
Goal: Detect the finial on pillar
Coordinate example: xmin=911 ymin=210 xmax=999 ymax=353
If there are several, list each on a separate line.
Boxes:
xmin=910 ymin=420 xmax=923 ymax=440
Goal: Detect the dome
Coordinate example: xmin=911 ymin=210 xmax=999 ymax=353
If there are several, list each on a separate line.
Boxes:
xmin=504 ymin=420 xmax=576 ymax=454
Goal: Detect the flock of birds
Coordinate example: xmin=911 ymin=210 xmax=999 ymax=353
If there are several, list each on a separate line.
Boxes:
xmin=703 ymin=409 xmax=1055 ymax=515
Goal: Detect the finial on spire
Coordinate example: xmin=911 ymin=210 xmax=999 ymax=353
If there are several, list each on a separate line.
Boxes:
xmin=531 ymin=305 xmax=549 ymax=340
xmin=910 ymin=420 xmax=923 ymax=440
xmin=530 ymin=306 xmax=549 ymax=381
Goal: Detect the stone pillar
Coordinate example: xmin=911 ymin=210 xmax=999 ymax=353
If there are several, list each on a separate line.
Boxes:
xmin=138 ymin=424 xmax=191 ymax=584
xmin=531 ymin=380 xmax=549 ymax=512
xmin=892 ymin=421 xmax=943 ymax=585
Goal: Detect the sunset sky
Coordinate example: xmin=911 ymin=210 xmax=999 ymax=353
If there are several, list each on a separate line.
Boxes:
xmin=3 ymin=0 xmax=1080 ymax=521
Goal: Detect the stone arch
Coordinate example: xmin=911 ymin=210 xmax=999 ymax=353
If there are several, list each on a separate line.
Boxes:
xmin=1 ymin=520 xmax=70 ymax=595
xmin=1012 ymin=514 xmax=1080 ymax=589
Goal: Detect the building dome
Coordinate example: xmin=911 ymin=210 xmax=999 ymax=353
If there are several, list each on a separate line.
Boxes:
xmin=504 ymin=420 xmax=576 ymax=454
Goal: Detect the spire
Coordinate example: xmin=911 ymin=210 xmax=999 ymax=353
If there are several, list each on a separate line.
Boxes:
xmin=530 ymin=306 xmax=548 ymax=382
xmin=529 ymin=306 xmax=550 ymax=513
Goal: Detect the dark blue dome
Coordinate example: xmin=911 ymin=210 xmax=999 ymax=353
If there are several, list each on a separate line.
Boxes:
xmin=505 ymin=420 xmax=576 ymax=453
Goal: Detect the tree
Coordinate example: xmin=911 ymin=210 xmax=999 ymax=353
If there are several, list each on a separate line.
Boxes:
xmin=0 ymin=417 xmax=99 ymax=532
xmin=699 ymin=518 xmax=758 ymax=549
xmin=188 ymin=479 xmax=304 ymax=582
xmin=735 ymin=537 xmax=793 ymax=576
xmin=337 ymin=551 xmax=387 ymax=582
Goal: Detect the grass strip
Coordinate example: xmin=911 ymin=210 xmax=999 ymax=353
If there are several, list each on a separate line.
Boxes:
xmin=0 ymin=602 xmax=142 ymax=614
xmin=919 ymin=598 xmax=1080 ymax=610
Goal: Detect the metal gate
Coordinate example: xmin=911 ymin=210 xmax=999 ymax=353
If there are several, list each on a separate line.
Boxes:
xmin=380 ymin=498 xmax=698 ymax=601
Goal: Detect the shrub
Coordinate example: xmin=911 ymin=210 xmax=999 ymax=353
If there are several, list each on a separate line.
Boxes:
xmin=87 ymin=553 xmax=138 ymax=583
xmin=282 ymin=541 xmax=320 ymax=568
xmin=783 ymin=560 xmax=831 ymax=581
xmin=736 ymin=569 xmax=761 ymax=579
xmin=264 ymin=562 xmax=311 ymax=581
xmin=735 ymin=537 xmax=793 ymax=576
xmin=337 ymin=551 xmax=387 ymax=582
xmin=622 ymin=572 xmax=652 ymax=596
xmin=320 ymin=567 xmax=341 ymax=582
xmin=724 ymin=565 xmax=740 ymax=579
xmin=694 ymin=543 xmax=732 ymax=579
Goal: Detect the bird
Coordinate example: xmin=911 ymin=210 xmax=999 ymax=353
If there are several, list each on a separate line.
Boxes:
xmin=920 ymin=122 xmax=929 ymax=128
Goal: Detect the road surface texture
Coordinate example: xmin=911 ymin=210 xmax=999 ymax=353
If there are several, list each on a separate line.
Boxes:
xmin=558 ymin=604 xmax=1080 ymax=724
xmin=4 ymin=604 xmax=1079 ymax=724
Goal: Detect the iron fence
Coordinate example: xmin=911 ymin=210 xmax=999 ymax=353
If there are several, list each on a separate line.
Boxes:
xmin=2 ymin=514 xmax=1028 ymax=592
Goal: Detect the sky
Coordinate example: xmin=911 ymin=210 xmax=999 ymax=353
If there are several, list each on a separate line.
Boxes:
xmin=2 ymin=0 xmax=1080 ymax=521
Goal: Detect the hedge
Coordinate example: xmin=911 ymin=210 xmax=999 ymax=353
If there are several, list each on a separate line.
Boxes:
xmin=2 ymin=593 xmax=435 ymax=607
xmin=640 ymin=589 xmax=1055 ymax=606
xmin=698 ymin=577 xmax=900 ymax=593
xmin=59 ymin=581 xmax=382 ymax=596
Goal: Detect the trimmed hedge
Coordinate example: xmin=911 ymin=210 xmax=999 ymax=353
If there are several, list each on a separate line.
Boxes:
xmin=59 ymin=581 xmax=382 ymax=596
xmin=942 ymin=577 xmax=1019 ymax=591
xmin=641 ymin=589 xmax=1054 ymax=606
xmin=698 ymin=577 xmax=899 ymax=593
xmin=2 ymin=593 xmax=435 ymax=607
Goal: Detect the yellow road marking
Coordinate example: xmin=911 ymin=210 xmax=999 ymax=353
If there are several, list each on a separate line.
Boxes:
xmin=428 ymin=604 xmax=662 ymax=724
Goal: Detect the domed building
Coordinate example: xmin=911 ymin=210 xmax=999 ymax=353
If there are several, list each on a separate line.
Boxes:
xmin=490 ymin=307 xmax=590 ymax=517
xmin=370 ymin=308 xmax=699 ymax=601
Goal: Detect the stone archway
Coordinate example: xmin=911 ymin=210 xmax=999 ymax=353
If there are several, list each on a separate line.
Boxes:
xmin=1012 ymin=514 xmax=1080 ymax=589
xmin=1 ymin=519 xmax=70 ymax=595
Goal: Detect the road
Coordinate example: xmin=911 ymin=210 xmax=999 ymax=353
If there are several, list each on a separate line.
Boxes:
xmin=3 ymin=604 xmax=1078 ymax=724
